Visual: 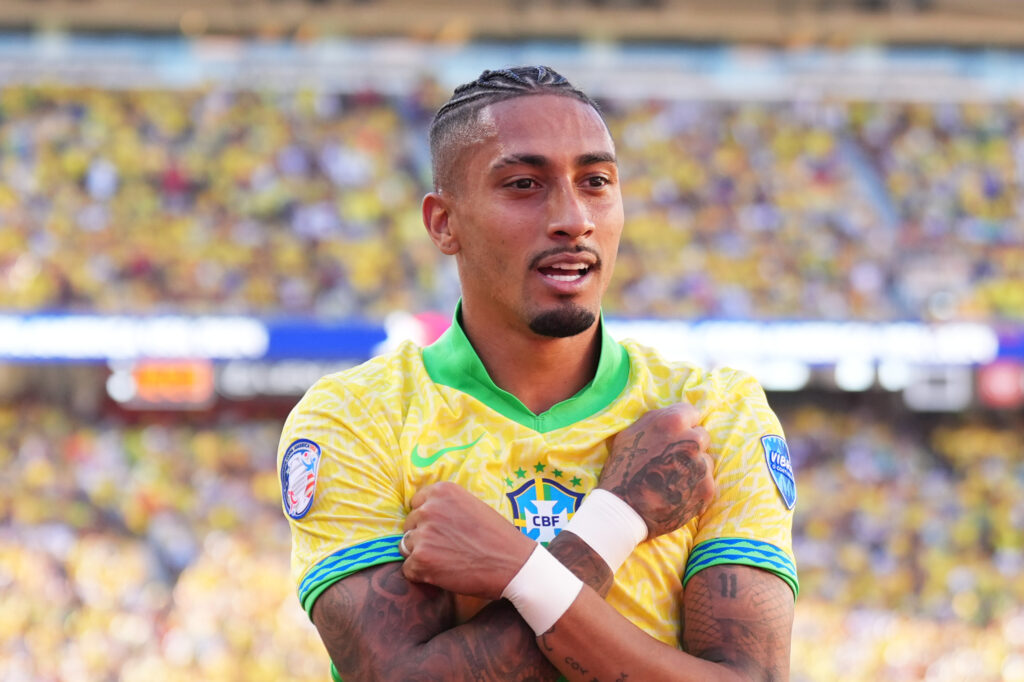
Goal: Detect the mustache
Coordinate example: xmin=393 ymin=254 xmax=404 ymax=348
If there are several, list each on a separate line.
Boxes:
xmin=528 ymin=245 xmax=601 ymax=271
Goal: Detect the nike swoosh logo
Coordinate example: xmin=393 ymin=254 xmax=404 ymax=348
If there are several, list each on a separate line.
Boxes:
xmin=410 ymin=434 xmax=483 ymax=468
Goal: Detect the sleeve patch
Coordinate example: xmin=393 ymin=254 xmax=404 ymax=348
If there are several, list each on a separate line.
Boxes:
xmin=761 ymin=434 xmax=796 ymax=509
xmin=281 ymin=438 xmax=323 ymax=520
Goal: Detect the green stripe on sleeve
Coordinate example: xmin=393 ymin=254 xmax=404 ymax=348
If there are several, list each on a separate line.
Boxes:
xmin=299 ymin=534 xmax=405 ymax=617
xmin=683 ymin=537 xmax=799 ymax=598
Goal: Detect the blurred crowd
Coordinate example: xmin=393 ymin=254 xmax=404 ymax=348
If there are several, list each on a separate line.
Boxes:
xmin=785 ymin=398 xmax=1024 ymax=680
xmin=1 ymin=399 xmax=1022 ymax=681
xmin=2 ymin=77 xmax=1023 ymax=682
xmin=1 ymin=84 xmax=1022 ymax=321
xmin=0 ymin=404 xmax=325 ymax=681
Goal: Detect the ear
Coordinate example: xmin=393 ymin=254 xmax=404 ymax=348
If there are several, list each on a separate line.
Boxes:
xmin=422 ymin=191 xmax=460 ymax=255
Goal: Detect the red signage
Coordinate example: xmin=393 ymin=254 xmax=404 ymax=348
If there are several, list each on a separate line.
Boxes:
xmin=977 ymin=362 xmax=1024 ymax=409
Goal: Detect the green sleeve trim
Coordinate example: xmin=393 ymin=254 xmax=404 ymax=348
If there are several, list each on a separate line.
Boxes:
xmin=683 ymin=537 xmax=799 ymax=598
xmin=299 ymin=534 xmax=404 ymax=618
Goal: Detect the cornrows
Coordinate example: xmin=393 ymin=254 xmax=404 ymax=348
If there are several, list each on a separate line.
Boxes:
xmin=432 ymin=66 xmax=589 ymax=122
xmin=428 ymin=66 xmax=603 ymax=191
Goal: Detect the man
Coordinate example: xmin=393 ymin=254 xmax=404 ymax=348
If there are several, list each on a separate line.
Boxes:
xmin=278 ymin=66 xmax=798 ymax=681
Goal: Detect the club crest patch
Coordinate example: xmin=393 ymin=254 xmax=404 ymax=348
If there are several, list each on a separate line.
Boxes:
xmin=507 ymin=476 xmax=586 ymax=545
xmin=761 ymin=435 xmax=796 ymax=509
xmin=281 ymin=438 xmax=322 ymax=520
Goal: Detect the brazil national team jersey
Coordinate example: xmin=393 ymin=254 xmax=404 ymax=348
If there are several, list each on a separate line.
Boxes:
xmin=278 ymin=311 xmax=798 ymax=677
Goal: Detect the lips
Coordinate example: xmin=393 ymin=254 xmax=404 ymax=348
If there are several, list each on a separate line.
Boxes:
xmin=532 ymin=250 xmax=599 ymax=288
xmin=538 ymin=262 xmax=590 ymax=282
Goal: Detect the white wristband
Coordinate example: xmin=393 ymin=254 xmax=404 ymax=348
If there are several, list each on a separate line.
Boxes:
xmin=563 ymin=488 xmax=648 ymax=573
xmin=501 ymin=544 xmax=583 ymax=635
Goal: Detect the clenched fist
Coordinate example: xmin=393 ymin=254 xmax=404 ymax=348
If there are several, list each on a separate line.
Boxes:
xmin=598 ymin=403 xmax=714 ymax=538
xmin=400 ymin=482 xmax=535 ymax=601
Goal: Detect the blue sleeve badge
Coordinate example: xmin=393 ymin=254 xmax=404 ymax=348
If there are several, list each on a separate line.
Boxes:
xmin=281 ymin=438 xmax=323 ymax=520
xmin=761 ymin=435 xmax=796 ymax=510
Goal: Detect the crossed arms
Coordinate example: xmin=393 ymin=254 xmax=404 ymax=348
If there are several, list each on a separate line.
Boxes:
xmin=310 ymin=405 xmax=795 ymax=681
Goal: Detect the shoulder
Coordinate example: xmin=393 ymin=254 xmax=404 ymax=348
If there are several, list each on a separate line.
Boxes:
xmin=280 ymin=341 xmax=429 ymax=449
xmin=300 ymin=340 xmax=428 ymax=408
xmin=619 ymin=338 xmax=762 ymax=401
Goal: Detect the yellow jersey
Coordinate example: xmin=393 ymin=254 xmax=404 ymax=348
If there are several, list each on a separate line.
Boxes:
xmin=278 ymin=312 xmax=798 ymax=663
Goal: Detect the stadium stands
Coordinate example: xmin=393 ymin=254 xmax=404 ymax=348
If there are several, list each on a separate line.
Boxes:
xmin=1 ymin=85 xmax=1022 ymax=321
xmin=2 ymin=38 xmax=1022 ymax=682
xmin=1 ymin=400 xmax=1021 ymax=681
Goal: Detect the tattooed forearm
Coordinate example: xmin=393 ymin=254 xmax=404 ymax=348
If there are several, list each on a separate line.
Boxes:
xmin=549 ymin=532 xmax=614 ymax=597
xmin=683 ymin=566 xmax=794 ymax=682
xmin=453 ymin=599 xmax=561 ymax=680
xmin=314 ymin=562 xmax=568 ymax=681
xmin=313 ymin=563 xmax=458 ymax=679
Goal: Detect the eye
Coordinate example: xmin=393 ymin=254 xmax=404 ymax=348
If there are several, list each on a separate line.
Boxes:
xmin=507 ymin=178 xmax=538 ymax=190
xmin=585 ymin=175 xmax=611 ymax=188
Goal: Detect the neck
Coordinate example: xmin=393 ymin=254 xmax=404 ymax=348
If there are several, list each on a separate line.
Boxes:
xmin=460 ymin=307 xmax=602 ymax=415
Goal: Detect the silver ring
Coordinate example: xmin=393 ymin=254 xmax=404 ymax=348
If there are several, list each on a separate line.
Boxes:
xmin=399 ymin=530 xmax=411 ymax=556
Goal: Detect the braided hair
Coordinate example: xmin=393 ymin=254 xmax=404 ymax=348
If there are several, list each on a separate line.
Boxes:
xmin=428 ymin=66 xmax=604 ymax=192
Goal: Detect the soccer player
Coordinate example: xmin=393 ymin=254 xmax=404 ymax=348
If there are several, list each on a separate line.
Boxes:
xmin=278 ymin=66 xmax=798 ymax=681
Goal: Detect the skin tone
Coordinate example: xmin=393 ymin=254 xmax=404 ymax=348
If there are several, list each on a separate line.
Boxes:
xmin=421 ymin=94 xmax=623 ymax=413
xmin=403 ymin=404 xmax=795 ymax=682
xmin=313 ymin=405 xmax=717 ymax=682
xmin=310 ymin=93 xmax=795 ymax=680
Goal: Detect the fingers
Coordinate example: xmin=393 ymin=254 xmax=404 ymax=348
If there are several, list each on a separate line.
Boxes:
xmin=691 ymin=450 xmax=716 ymax=514
xmin=667 ymin=401 xmax=701 ymax=428
xmin=409 ymin=480 xmax=464 ymax=511
xmin=398 ymin=529 xmax=412 ymax=557
xmin=406 ymin=481 xmax=457 ymax=530
xmin=647 ymin=402 xmax=703 ymax=435
xmin=403 ymin=480 xmax=492 ymax=555
xmin=598 ymin=401 xmax=718 ymax=538
xmin=686 ymin=424 xmax=711 ymax=453
xmin=647 ymin=403 xmax=711 ymax=455
xmin=408 ymin=481 xmax=437 ymax=511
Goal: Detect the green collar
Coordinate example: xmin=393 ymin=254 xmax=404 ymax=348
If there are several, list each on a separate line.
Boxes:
xmin=422 ymin=303 xmax=630 ymax=433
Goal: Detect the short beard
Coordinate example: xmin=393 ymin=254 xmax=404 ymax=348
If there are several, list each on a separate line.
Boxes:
xmin=528 ymin=304 xmax=597 ymax=338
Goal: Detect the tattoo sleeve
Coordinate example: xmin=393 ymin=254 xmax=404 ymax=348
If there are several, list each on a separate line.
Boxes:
xmin=549 ymin=531 xmax=614 ymax=598
xmin=682 ymin=565 xmax=794 ymax=682
xmin=313 ymin=531 xmax=612 ymax=681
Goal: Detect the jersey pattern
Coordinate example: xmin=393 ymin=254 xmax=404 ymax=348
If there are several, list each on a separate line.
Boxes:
xmin=278 ymin=313 xmax=798 ymax=649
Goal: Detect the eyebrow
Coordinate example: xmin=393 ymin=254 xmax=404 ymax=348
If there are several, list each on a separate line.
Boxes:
xmin=490 ymin=151 xmax=617 ymax=171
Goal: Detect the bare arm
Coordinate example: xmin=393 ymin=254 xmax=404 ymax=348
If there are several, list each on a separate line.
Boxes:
xmin=530 ymin=404 xmax=794 ymax=681
xmin=312 ymin=521 xmax=612 ymax=681
xmin=681 ymin=565 xmax=794 ymax=681
xmin=533 ymin=404 xmax=794 ymax=682
xmin=535 ymin=565 xmax=794 ymax=682
xmin=401 ymin=403 xmax=795 ymax=681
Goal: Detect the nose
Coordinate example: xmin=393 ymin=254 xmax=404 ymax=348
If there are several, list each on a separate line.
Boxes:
xmin=546 ymin=182 xmax=595 ymax=241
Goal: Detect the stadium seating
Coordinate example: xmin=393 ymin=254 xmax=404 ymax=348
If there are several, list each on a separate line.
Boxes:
xmin=1 ymin=85 xmax=1021 ymax=321
xmin=2 ymin=69 xmax=1022 ymax=682
xmin=1 ymin=401 xmax=1021 ymax=681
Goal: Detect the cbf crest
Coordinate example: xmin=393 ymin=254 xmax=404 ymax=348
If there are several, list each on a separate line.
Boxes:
xmin=761 ymin=435 xmax=796 ymax=510
xmin=506 ymin=472 xmax=585 ymax=545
